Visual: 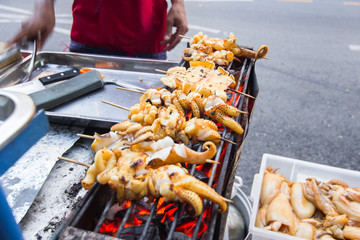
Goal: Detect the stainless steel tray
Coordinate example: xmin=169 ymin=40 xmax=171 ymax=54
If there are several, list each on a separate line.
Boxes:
xmin=0 ymin=52 xmax=179 ymax=128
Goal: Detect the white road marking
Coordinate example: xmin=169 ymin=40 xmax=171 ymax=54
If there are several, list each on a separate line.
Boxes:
xmin=188 ymin=24 xmax=220 ymax=34
xmin=0 ymin=4 xmax=31 ymax=15
xmin=54 ymin=26 xmax=71 ymax=35
xmin=0 ymin=13 xmax=27 ymax=19
xmin=56 ymin=19 xmax=73 ymax=24
xmin=278 ymin=0 xmax=312 ymax=2
xmin=56 ymin=14 xmax=73 ymax=17
xmin=0 ymin=19 xmax=13 ymax=23
xmin=349 ymin=45 xmax=360 ymax=51
xmin=0 ymin=18 xmax=22 ymax=23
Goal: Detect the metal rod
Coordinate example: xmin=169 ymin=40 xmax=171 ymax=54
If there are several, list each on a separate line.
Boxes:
xmin=187 ymin=144 xmax=205 ymax=239
xmin=226 ymin=60 xmax=233 ymax=71
xmin=139 ymin=198 xmax=159 ymax=240
xmin=70 ymin=183 xmax=102 ymax=226
xmin=115 ymin=201 xmax=135 ymax=238
xmin=191 ymin=141 xmax=223 ymax=239
xmin=191 ymin=200 xmax=208 ymax=240
xmin=166 ymin=203 xmax=183 ymax=240
xmin=233 ymin=58 xmax=249 ymax=108
xmin=94 ymin=192 xmax=116 ymax=232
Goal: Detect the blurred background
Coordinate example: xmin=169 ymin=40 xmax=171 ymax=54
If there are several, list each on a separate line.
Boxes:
xmin=0 ymin=0 xmax=359 ymax=195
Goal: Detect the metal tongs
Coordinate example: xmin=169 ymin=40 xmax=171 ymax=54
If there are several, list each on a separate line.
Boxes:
xmin=19 ymin=39 xmax=38 ymax=84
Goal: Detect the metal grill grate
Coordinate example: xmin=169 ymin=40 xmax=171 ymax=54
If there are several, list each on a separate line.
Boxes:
xmin=53 ymin=58 xmax=257 ymax=240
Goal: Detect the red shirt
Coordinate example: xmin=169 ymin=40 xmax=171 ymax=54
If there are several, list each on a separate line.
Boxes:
xmin=71 ymin=0 xmax=168 ymax=54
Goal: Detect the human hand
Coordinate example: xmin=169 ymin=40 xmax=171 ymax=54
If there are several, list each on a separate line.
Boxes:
xmin=161 ymin=0 xmax=188 ymax=52
xmin=9 ymin=0 xmax=55 ymax=49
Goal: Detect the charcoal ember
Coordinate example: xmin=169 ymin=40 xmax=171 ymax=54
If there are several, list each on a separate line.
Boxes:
xmin=133 ymin=198 xmax=152 ymax=212
xmin=172 ymin=232 xmax=191 ymax=240
xmin=190 ymin=169 xmax=209 ymax=183
xmin=117 ymin=225 xmax=160 ymax=240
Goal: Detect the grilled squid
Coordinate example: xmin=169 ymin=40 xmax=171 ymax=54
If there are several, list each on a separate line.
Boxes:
xmin=90 ymin=132 xmax=123 ymax=152
xmin=148 ymin=165 xmax=228 ymax=217
xmin=184 ymin=118 xmax=221 ymax=145
xmin=82 ymin=148 xmax=118 ymax=190
xmin=146 ymin=141 xmax=217 ymax=168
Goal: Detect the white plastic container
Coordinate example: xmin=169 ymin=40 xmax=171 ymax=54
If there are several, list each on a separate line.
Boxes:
xmin=249 ymin=153 xmax=360 ymax=240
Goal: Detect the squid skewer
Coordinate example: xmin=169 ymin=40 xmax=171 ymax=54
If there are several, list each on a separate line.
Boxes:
xmin=100 ymin=99 xmax=239 ymax=145
xmin=58 ymin=147 xmax=229 ymax=217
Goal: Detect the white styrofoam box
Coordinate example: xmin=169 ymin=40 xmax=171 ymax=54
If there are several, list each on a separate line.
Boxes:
xmin=249 ymin=153 xmax=360 ymax=240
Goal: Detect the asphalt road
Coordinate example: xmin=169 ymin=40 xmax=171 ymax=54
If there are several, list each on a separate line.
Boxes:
xmin=1 ymin=0 xmax=359 ymax=196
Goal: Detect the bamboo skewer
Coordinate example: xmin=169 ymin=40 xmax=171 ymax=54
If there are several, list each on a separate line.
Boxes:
xmin=226 ymin=89 xmax=256 ymax=99
xmin=205 ymin=160 xmax=219 ymax=165
xmin=59 ymin=155 xmax=218 ymax=168
xmin=238 ymin=110 xmax=249 ymax=115
xmin=179 ymin=35 xmax=191 ymax=40
xmin=116 ymin=84 xmax=255 ymax=104
xmin=102 ymin=100 xmax=130 ymax=111
xmin=116 ymin=87 xmax=144 ymax=94
xmin=155 ymin=69 xmax=168 ymax=74
xmin=102 ymin=99 xmax=247 ymax=115
xmin=77 ymin=126 xmax=238 ymax=147
xmin=220 ymin=137 xmax=237 ymax=146
xmin=77 ymin=133 xmax=96 ymax=139
xmin=58 ymin=156 xmax=90 ymax=168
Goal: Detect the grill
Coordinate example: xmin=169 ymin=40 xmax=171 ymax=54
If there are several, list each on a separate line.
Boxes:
xmin=52 ymin=58 xmax=258 ymax=240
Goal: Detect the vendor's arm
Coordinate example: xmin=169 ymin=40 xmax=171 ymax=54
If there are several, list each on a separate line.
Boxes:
xmin=161 ymin=0 xmax=188 ymax=51
xmin=9 ymin=0 xmax=55 ymax=49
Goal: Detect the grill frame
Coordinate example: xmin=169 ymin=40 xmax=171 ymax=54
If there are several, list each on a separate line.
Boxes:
xmin=52 ymin=58 xmax=258 ymax=240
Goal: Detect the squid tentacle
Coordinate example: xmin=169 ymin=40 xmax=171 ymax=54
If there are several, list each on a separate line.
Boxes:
xmin=190 ymin=101 xmax=201 ymax=118
xmin=82 ymin=148 xmax=117 ymax=190
xmin=125 ymin=123 xmax=143 ymax=134
xmin=195 ymin=97 xmax=205 ymax=114
xmin=174 ymin=188 xmax=203 ymax=217
xmin=174 ymin=176 xmax=227 ymax=213
xmin=97 ymin=167 xmax=117 ymax=185
xmin=124 ymin=132 xmax=154 ymax=146
xmin=134 ymin=126 xmax=153 ymax=139
xmin=173 ymin=100 xmax=186 ymax=115
xmin=218 ymin=104 xmax=240 ymax=117
xmin=213 ymin=111 xmax=244 ymax=135
xmin=110 ymin=120 xmax=132 ymax=132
